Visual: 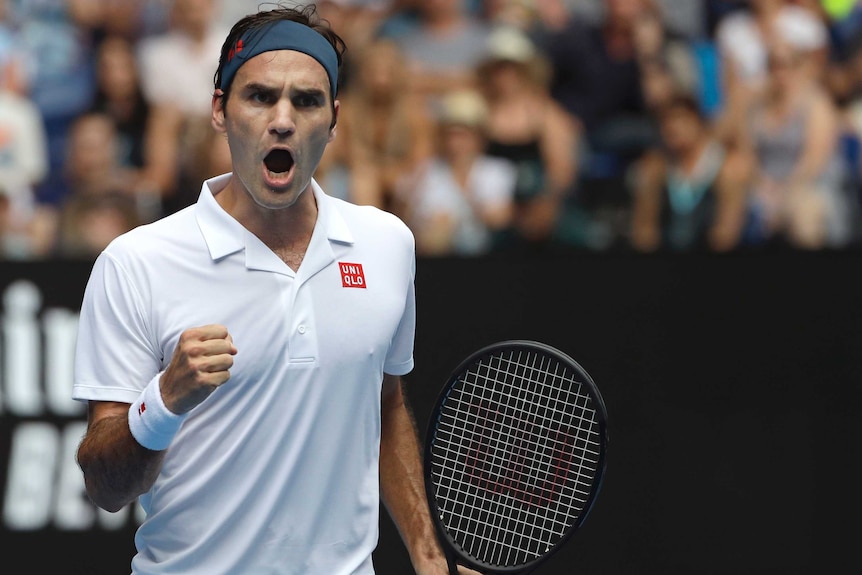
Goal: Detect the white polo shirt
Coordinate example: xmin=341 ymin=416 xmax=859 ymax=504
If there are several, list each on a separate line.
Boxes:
xmin=73 ymin=174 xmax=417 ymax=575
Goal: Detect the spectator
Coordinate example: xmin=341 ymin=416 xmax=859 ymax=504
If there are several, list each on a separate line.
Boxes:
xmin=476 ymin=25 xmax=580 ymax=249
xmin=398 ymin=88 xmax=517 ymax=256
xmin=0 ymin=57 xmax=50 ymax=258
xmin=176 ymin=116 xmax=233 ymax=201
xmin=34 ymin=110 xmax=164 ymax=257
xmin=59 ymin=0 xmax=161 ymax=42
xmin=327 ymin=38 xmax=435 ymax=213
xmin=313 ymin=0 xmax=390 ymax=75
xmin=538 ymin=0 xmax=688 ymax=242
xmin=738 ymin=39 xmax=852 ymax=249
xmin=822 ymin=2 xmax=862 ymax=106
xmin=533 ymin=0 xmax=708 ymax=119
xmin=379 ymin=0 xmax=492 ymax=111
xmin=0 ymin=0 xmax=31 ymax=96
xmin=0 ymin=183 xmax=54 ymax=259
xmin=374 ymin=0 xmax=423 ymax=40
xmin=564 ymin=0 xmax=708 ymax=39
xmin=836 ymin=31 xmax=862 ymax=215
xmin=630 ymin=92 xmax=753 ymax=253
xmin=539 ymin=0 xmax=682 ymax=129
xmin=14 ymin=0 xmax=101 ymax=207
xmin=136 ymin=0 xmax=230 ymax=213
xmin=53 ymin=191 xmax=143 ymax=259
xmin=137 ymin=0 xmax=227 ymax=119
xmin=89 ymin=35 xmax=159 ymax=206
xmin=59 ymin=113 xmax=139 ymax=197
xmin=47 ymin=112 xmax=160 ymax=248
xmin=712 ymin=0 xmax=830 ymax=146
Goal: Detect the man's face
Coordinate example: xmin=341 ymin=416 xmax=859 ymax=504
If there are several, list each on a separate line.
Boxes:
xmin=212 ymin=49 xmax=337 ymax=210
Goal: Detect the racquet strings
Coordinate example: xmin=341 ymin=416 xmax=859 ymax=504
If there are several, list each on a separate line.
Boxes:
xmin=429 ymin=347 xmax=603 ymax=569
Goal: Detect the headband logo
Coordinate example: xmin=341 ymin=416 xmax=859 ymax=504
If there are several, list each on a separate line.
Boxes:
xmin=227 ymin=39 xmax=244 ymax=63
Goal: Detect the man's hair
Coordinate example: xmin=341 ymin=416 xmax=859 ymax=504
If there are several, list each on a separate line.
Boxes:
xmin=213 ymin=3 xmax=347 ymax=105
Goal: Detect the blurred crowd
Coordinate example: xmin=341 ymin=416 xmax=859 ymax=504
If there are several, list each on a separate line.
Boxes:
xmin=4 ymin=0 xmax=862 ymax=259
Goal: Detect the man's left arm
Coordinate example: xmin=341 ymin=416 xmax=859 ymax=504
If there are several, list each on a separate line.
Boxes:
xmin=379 ymin=374 xmax=481 ymax=575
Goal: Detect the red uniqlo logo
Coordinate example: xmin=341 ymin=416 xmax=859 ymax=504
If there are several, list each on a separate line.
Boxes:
xmin=339 ymin=262 xmax=366 ymax=288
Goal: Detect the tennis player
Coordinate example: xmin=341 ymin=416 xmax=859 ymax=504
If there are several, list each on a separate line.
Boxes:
xmin=72 ymin=4 xmax=479 ymax=574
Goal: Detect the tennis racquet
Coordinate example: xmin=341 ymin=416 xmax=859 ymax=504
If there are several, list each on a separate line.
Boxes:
xmin=424 ymin=340 xmax=608 ymax=575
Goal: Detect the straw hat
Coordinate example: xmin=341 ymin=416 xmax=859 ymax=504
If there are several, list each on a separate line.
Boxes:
xmin=438 ymin=89 xmax=489 ymax=129
xmin=483 ymin=25 xmax=536 ymax=65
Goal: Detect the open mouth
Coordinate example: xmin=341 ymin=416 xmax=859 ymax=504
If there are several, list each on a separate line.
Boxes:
xmin=264 ymin=149 xmax=294 ymax=175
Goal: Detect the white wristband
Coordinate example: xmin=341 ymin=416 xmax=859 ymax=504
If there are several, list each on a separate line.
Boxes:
xmin=128 ymin=373 xmax=188 ymax=451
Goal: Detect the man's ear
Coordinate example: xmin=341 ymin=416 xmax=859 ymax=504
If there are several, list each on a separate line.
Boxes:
xmin=328 ymin=99 xmax=340 ymax=142
xmin=212 ymin=89 xmax=226 ymax=133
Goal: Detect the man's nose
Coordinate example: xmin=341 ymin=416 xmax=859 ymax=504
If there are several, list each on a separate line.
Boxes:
xmin=269 ymin=99 xmax=296 ymax=136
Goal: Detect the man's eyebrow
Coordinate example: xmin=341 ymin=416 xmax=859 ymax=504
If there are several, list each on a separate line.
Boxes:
xmin=243 ymin=82 xmax=278 ymax=94
xmin=291 ymin=86 xmax=327 ymax=98
xmin=241 ymin=82 xmax=327 ymax=99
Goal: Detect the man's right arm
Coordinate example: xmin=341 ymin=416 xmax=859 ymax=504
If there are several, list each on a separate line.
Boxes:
xmin=76 ymin=324 xmax=237 ymax=512
xmin=76 ymin=400 xmax=167 ymax=512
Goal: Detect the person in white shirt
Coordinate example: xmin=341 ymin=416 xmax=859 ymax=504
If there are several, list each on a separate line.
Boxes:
xmin=73 ymin=4 xmax=481 ymax=574
xmin=400 ymin=88 xmax=517 ymax=256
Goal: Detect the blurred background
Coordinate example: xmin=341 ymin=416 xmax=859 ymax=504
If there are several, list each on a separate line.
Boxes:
xmin=1 ymin=0 xmax=860 ymax=573
xmin=7 ymin=0 xmax=862 ymax=259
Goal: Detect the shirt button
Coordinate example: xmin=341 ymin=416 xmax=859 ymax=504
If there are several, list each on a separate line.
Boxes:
xmin=298 ymin=325 xmax=307 ymax=334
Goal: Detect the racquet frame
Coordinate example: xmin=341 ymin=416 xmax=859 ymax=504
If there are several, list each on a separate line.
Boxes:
xmin=423 ymin=340 xmax=608 ymax=575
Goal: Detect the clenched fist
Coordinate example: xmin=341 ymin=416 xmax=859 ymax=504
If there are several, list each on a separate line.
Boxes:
xmin=160 ymin=324 xmax=237 ymax=414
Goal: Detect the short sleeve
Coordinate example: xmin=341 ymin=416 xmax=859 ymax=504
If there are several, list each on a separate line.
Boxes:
xmin=72 ymin=251 xmax=162 ymax=404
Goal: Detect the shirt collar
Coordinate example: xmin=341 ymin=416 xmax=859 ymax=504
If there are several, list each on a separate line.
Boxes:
xmin=195 ymin=174 xmax=355 ymax=263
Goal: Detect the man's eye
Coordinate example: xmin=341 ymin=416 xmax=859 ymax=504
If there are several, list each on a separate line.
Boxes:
xmin=295 ymin=95 xmax=321 ymax=107
xmin=251 ymin=92 xmax=272 ymax=103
